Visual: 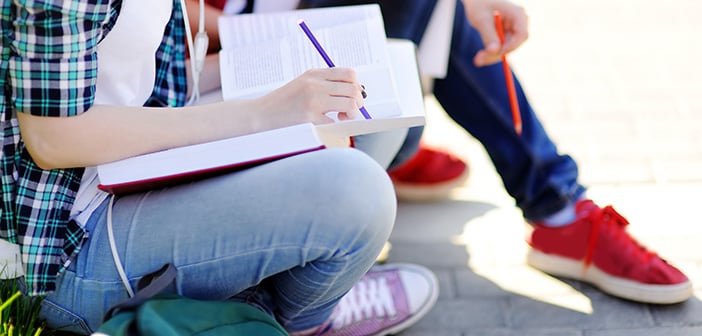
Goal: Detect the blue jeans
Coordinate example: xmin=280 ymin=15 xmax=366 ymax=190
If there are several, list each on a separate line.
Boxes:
xmin=40 ymin=147 xmax=397 ymax=334
xmin=433 ymin=0 xmax=585 ymax=220
xmin=300 ymin=0 xmax=587 ymax=220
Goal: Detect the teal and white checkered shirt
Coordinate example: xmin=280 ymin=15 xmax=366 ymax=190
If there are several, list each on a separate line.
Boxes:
xmin=0 ymin=0 xmax=186 ymax=295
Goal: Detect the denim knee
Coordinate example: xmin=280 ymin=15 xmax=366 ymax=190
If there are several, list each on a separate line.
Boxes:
xmin=317 ymin=148 xmax=396 ymax=251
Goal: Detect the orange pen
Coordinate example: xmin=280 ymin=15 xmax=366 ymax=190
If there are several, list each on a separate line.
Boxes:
xmin=493 ymin=11 xmax=522 ymax=135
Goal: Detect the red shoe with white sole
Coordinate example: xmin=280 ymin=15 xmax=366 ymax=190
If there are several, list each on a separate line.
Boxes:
xmin=527 ymin=199 xmax=692 ymax=304
xmin=388 ymin=145 xmax=469 ymax=202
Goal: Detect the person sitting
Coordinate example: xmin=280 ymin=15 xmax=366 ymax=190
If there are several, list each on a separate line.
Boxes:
xmin=0 ymin=0 xmax=438 ymax=335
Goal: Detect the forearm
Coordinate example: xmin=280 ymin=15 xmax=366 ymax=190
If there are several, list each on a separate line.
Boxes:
xmin=19 ymin=66 xmax=366 ymax=170
xmin=18 ymin=99 xmax=262 ymax=170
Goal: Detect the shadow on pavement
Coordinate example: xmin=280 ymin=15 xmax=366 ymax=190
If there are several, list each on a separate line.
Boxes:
xmin=389 ymin=199 xmax=702 ymax=335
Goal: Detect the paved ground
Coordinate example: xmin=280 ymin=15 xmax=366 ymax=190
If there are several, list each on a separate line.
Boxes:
xmin=389 ymin=0 xmax=702 ymax=335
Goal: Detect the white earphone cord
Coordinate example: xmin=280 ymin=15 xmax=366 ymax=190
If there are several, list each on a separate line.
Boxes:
xmin=106 ymin=194 xmax=135 ymax=297
xmin=180 ymin=0 xmax=208 ymax=106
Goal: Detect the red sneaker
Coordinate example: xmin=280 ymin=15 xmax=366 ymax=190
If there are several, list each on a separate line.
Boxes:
xmin=387 ymin=145 xmax=469 ymax=202
xmin=527 ymin=199 xmax=692 ymax=304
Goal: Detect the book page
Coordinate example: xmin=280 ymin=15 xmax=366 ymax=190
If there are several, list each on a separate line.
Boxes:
xmin=198 ymin=40 xmax=424 ymax=141
xmin=218 ymin=5 xmax=401 ymax=119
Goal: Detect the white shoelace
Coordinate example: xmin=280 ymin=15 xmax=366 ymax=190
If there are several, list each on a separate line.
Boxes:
xmin=332 ymin=275 xmax=397 ymax=329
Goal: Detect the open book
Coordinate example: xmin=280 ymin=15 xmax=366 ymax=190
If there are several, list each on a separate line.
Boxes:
xmin=219 ymin=4 xmax=409 ymax=120
xmin=97 ymin=6 xmax=425 ymax=195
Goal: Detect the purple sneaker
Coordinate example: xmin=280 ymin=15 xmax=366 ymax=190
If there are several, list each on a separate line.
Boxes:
xmin=317 ymin=263 xmax=439 ymax=336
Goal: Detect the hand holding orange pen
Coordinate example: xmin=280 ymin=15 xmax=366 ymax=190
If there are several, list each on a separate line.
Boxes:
xmin=493 ymin=11 xmax=522 ymax=135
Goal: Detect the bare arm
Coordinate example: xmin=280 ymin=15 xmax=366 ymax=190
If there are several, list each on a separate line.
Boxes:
xmin=19 ymin=67 xmax=365 ymax=170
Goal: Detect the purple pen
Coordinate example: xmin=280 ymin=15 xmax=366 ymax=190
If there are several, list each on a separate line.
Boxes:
xmin=298 ymin=19 xmax=372 ymax=120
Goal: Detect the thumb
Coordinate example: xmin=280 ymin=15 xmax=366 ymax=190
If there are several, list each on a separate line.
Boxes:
xmin=471 ymin=11 xmax=502 ymax=66
xmin=477 ymin=11 xmax=502 ymax=53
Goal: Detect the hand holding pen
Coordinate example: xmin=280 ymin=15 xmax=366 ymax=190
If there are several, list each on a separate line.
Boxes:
xmin=298 ymin=19 xmax=372 ymax=120
xmin=258 ymin=67 xmax=368 ymax=127
xmin=465 ymin=0 xmax=529 ymax=67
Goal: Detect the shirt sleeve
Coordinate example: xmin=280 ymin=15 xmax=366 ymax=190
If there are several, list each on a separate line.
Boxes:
xmin=8 ymin=0 xmax=112 ymax=117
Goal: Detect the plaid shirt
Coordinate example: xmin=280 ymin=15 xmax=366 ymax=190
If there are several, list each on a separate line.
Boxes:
xmin=1 ymin=0 xmax=186 ymax=295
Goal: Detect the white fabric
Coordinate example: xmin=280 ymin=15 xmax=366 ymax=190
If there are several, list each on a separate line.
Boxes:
xmin=94 ymin=0 xmax=173 ymax=106
xmin=71 ymin=0 xmax=173 ymax=226
xmin=417 ymin=0 xmax=455 ymax=79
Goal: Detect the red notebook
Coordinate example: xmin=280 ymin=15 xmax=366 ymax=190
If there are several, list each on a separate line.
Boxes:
xmin=97 ymin=123 xmax=333 ymax=195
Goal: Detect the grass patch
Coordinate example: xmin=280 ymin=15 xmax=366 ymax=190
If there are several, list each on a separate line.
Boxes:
xmin=0 ymin=278 xmax=49 ymax=336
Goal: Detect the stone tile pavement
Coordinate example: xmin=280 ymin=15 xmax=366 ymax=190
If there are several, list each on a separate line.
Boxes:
xmin=388 ymin=0 xmax=702 ymax=335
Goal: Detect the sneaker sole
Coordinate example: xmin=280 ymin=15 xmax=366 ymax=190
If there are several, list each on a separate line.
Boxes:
xmin=393 ymin=169 xmax=470 ymax=202
xmin=370 ymin=263 xmax=440 ymax=336
xmin=527 ymin=249 xmax=693 ymax=304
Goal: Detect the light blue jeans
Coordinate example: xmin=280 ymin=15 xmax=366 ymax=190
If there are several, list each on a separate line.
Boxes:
xmin=40 ymin=129 xmax=405 ymax=334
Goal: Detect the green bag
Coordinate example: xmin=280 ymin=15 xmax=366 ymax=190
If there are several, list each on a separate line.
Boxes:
xmin=96 ymin=264 xmax=288 ymax=336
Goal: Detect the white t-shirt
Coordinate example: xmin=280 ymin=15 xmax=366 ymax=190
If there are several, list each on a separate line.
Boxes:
xmin=71 ymin=0 xmax=174 ymax=226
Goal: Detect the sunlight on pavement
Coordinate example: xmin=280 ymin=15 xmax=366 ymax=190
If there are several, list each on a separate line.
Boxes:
xmin=452 ymin=208 xmax=594 ymax=314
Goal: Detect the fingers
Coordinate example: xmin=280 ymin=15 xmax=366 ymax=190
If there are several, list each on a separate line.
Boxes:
xmin=471 ymin=11 xmax=502 ymax=65
xmin=260 ymin=67 xmax=367 ymax=128
xmin=318 ymin=67 xmax=357 ymax=83
xmin=327 ymin=96 xmax=362 ymax=121
xmin=328 ymin=81 xmax=365 ymax=108
xmin=468 ymin=1 xmax=529 ymax=67
xmin=500 ymin=7 xmax=529 ymax=54
xmin=303 ymin=68 xmax=365 ymax=116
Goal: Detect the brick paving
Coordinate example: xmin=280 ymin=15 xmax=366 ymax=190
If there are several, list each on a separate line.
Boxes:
xmin=389 ymin=0 xmax=702 ymax=335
